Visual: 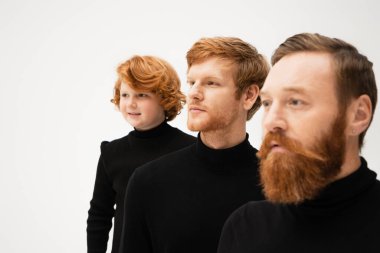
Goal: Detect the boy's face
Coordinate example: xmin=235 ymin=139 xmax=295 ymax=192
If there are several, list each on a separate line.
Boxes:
xmin=119 ymin=82 xmax=165 ymax=131
xmin=186 ymin=57 xmax=247 ymax=133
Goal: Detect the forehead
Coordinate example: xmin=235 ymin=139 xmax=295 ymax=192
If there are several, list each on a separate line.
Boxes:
xmin=120 ymin=82 xmax=134 ymax=90
xmin=187 ymin=57 xmax=235 ymax=78
xmin=261 ymin=52 xmax=336 ymax=96
xmin=120 ymin=82 xmax=150 ymax=93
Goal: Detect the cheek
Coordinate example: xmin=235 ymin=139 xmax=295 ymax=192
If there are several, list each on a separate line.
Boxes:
xmin=118 ymin=101 xmax=129 ymax=116
xmin=154 ymin=106 xmax=165 ymax=117
xmin=262 ymin=128 xmax=269 ymax=139
xmin=118 ymin=101 xmax=126 ymax=111
xmin=143 ymin=101 xmax=163 ymax=116
xmin=293 ymin=123 xmax=325 ymax=150
xmin=214 ymin=96 xmax=236 ymax=112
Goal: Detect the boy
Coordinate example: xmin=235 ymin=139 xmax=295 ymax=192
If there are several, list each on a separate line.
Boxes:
xmin=87 ymin=55 xmax=195 ymax=253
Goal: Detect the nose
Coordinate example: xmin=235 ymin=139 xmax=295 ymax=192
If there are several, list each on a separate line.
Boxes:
xmin=127 ymin=96 xmax=137 ymax=108
xmin=263 ymin=102 xmax=287 ymax=134
xmin=188 ymin=82 xmax=203 ymax=101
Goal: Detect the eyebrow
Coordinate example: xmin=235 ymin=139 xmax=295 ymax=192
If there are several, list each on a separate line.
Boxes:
xmin=186 ymin=76 xmax=222 ymax=81
xmin=261 ymin=87 xmax=307 ymax=96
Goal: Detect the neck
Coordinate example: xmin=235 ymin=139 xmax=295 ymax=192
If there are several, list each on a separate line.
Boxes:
xmin=200 ymin=126 xmax=246 ymax=149
xmin=335 ymin=140 xmax=361 ymax=180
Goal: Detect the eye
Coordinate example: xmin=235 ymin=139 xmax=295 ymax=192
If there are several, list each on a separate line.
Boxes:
xmin=187 ymin=80 xmax=195 ymax=86
xmin=261 ymin=99 xmax=272 ymax=108
xmin=138 ymin=93 xmax=148 ymax=98
xmin=288 ymin=98 xmax=306 ymax=108
xmin=289 ymin=98 xmax=302 ymax=106
xmin=121 ymin=93 xmax=129 ymax=98
xmin=207 ymin=81 xmax=219 ymax=86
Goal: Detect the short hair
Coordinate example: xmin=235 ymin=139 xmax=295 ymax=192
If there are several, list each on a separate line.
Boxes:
xmin=112 ymin=55 xmax=185 ymax=121
xmin=272 ymin=33 xmax=377 ymax=149
xmin=186 ymin=37 xmax=270 ymax=120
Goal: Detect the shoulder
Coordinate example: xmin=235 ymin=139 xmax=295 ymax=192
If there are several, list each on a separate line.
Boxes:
xmin=361 ymin=165 xmax=380 ymax=203
xmin=138 ymin=143 xmax=194 ymax=172
xmin=225 ymin=200 xmax=281 ymax=230
xmin=370 ymin=178 xmax=380 ymax=200
xmin=228 ymin=200 xmax=274 ymax=220
xmin=166 ymin=125 xmax=196 ymax=143
xmin=373 ymin=177 xmax=380 ymax=188
xmin=220 ymin=200 xmax=274 ymax=247
xmin=131 ymin=144 xmax=195 ymax=182
xmin=99 ymin=134 xmax=130 ymax=156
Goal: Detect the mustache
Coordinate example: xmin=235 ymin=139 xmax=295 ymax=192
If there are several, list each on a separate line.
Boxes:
xmin=187 ymin=101 xmax=206 ymax=109
xmin=257 ymin=132 xmax=325 ymax=162
xmin=187 ymin=99 xmax=201 ymax=106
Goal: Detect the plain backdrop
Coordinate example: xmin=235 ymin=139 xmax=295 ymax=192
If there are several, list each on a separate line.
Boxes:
xmin=0 ymin=0 xmax=379 ymax=252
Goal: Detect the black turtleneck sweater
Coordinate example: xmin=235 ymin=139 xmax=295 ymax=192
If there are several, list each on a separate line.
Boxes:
xmin=118 ymin=134 xmax=264 ymax=253
xmin=87 ymin=122 xmax=196 ymax=253
xmin=218 ymin=157 xmax=380 ymax=253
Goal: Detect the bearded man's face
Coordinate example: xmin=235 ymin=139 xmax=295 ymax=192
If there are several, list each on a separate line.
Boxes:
xmin=259 ymin=52 xmax=347 ymax=204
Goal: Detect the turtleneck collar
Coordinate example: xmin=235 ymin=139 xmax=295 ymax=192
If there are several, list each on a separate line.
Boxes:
xmin=194 ymin=133 xmax=258 ymax=172
xmin=296 ymin=157 xmax=377 ymax=216
xmin=129 ymin=121 xmax=171 ymax=139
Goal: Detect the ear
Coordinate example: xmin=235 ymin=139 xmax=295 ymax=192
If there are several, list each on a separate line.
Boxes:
xmin=242 ymin=84 xmax=260 ymax=111
xmin=346 ymin=94 xmax=372 ymax=137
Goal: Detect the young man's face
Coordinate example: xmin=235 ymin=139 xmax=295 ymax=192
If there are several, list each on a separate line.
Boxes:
xmin=186 ymin=57 xmax=246 ymax=133
xmin=258 ymin=52 xmax=347 ymax=203
xmin=119 ymin=82 xmax=165 ymax=131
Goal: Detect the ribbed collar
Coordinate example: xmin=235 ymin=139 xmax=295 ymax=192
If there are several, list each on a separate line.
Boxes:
xmin=296 ymin=157 xmax=377 ymax=216
xmin=129 ymin=121 xmax=171 ymax=139
xmin=194 ymin=133 xmax=258 ymax=172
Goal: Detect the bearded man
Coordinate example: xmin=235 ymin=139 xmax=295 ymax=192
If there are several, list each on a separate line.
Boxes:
xmin=218 ymin=33 xmax=380 ymax=253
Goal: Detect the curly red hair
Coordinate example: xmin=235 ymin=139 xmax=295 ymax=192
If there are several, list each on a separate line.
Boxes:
xmin=112 ymin=55 xmax=185 ymax=121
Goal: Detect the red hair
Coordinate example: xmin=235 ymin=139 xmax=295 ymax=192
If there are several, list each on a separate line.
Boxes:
xmin=112 ymin=55 xmax=185 ymax=121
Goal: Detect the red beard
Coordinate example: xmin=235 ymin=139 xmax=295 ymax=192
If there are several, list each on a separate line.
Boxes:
xmin=257 ymin=116 xmax=346 ymax=204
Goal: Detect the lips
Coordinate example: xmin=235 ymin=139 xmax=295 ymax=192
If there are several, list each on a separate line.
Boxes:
xmin=270 ymin=141 xmax=279 ymax=148
xmin=269 ymin=141 xmax=287 ymax=153
xmin=188 ymin=104 xmax=206 ymax=112
xmin=128 ymin=112 xmax=141 ymax=116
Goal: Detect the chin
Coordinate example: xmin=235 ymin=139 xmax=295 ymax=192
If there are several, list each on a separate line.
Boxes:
xmin=187 ymin=124 xmax=200 ymax=132
xmin=187 ymin=122 xmax=206 ymax=132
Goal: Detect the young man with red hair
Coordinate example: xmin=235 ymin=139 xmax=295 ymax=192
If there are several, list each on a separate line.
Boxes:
xmin=118 ymin=37 xmax=269 ymax=253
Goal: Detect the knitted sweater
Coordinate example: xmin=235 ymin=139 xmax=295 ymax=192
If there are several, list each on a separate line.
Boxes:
xmin=218 ymin=158 xmax=380 ymax=253
xmin=87 ymin=121 xmax=195 ymax=253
